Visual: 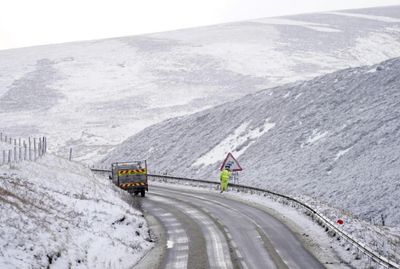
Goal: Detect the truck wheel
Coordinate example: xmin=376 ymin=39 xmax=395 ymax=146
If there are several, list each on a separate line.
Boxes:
xmin=141 ymin=190 xmax=145 ymax=197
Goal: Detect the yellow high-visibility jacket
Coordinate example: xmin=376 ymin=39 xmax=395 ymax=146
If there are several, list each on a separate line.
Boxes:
xmin=220 ymin=169 xmax=231 ymax=182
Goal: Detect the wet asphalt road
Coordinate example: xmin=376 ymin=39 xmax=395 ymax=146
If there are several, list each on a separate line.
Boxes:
xmin=138 ymin=185 xmax=325 ymax=269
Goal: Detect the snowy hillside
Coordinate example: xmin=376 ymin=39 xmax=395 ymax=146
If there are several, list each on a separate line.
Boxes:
xmin=1 ymin=6 xmax=400 ymax=163
xmin=0 ymin=155 xmax=152 ymax=268
xmin=102 ymin=57 xmax=400 ymax=227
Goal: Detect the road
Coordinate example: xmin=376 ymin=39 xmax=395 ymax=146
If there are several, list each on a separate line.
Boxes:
xmin=136 ymin=185 xmax=325 ymax=269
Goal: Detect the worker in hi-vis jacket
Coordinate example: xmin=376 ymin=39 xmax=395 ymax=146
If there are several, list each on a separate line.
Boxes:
xmin=220 ymin=166 xmax=232 ymax=193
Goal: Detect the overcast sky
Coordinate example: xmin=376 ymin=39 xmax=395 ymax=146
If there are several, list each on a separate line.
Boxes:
xmin=0 ymin=0 xmax=399 ymax=50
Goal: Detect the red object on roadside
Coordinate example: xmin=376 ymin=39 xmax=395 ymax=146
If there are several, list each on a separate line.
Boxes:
xmin=337 ymin=219 xmax=344 ymax=225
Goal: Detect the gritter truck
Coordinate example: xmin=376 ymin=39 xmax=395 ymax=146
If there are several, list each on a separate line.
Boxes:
xmin=110 ymin=161 xmax=148 ymax=197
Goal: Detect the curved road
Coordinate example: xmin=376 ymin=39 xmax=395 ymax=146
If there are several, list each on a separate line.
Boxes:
xmin=138 ymin=185 xmax=325 ymax=269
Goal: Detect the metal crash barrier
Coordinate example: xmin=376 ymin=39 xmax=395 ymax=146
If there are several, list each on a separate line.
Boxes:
xmin=91 ymin=168 xmax=400 ymax=269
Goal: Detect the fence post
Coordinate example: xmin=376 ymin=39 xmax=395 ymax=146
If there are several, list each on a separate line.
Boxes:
xmin=1 ymin=135 xmax=48 ymax=163
xmin=29 ymin=137 xmax=32 ymax=161
xmin=44 ymin=137 xmax=47 ymax=154
xmin=14 ymin=139 xmax=17 ymax=162
xmin=69 ymin=148 xmax=72 ymax=161
xmin=18 ymin=138 xmax=21 ymax=161
xmin=14 ymin=146 xmax=17 ymax=162
xmin=42 ymin=137 xmax=45 ymax=155
xmin=33 ymin=138 xmax=37 ymax=161
xmin=40 ymin=137 xmax=43 ymax=156
xmin=38 ymin=139 xmax=42 ymax=157
xmin=24 ymin=141 xmax=27 ymax=161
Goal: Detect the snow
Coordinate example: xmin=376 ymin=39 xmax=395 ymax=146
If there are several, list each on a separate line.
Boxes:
xmin=1 ymin=6 xmax=400 ymax=164
xmin=253 ymin=18 xmax=341 ymax=32
xmin=1 ymin=6 xmax=400 ymax=266
xmin=366 ymin=67 xmax=378 ymax=73
xmin=233 ymin=191 xmax=400 ymax=268
xmin=167 ymin=240 xmax=174 ymax=249
xmin=192 ymin=119 xmax=275 ymax=167
xmin=304 ymin=130 xmax=328 ymax=146
xmin=0 ymin=155 xmax=153 ymax=269
xmin=326 ymin=11 xmax=400 ymax=23
xmin=283 ymin=92 xmax=291 ymax=98
xmin=103 ymin=57 xmax=400 ymax=228
xmin=150 ymin=181 xmax=400 ymax=268
xmin=294 ymin=93 xmax=303 ymax=100
xmin=349 ymin=32 xmax=400 ymax=65
xmin=334 ymin=147 xmax=353 ymax=161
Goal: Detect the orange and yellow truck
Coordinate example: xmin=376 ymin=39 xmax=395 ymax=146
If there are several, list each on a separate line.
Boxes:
xmin=110 ymin=161 xmax=148 ymax=197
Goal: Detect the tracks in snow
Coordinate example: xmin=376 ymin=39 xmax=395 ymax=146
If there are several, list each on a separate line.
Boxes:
xmin=138 ymin=185 xmax=325 ymax=269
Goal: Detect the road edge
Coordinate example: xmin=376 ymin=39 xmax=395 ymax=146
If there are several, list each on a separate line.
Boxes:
xmin=132 ymin=211 xmax=166 ymax=269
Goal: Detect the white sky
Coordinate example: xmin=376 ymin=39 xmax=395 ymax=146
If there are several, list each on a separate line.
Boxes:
xmin=0 ymin=0 xmax=399 ymax=50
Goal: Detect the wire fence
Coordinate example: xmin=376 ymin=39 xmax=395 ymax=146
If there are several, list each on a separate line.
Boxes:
xmin=0 ymin=132 xmax=47 ymax=165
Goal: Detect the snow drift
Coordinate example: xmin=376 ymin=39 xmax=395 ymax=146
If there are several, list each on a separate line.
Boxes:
xmin=0 ymin=153 xmax=152 ymax=269
xmin=102 ymin=57 xmax=400 ymax=226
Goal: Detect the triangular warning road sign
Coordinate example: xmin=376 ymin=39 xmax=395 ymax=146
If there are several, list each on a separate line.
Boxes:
xmin=220 ymin=153 xmax=243 ymax=171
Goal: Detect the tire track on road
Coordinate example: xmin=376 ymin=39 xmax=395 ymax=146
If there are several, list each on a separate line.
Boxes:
xmin=149 ymin=194 xmax=237 ymax=269
xmin=153 ymin=185 xmax=324 ymax=269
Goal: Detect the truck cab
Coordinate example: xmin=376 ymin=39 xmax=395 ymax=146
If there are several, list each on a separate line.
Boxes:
xmin=110 ymin=161 xmax=148 ymax=197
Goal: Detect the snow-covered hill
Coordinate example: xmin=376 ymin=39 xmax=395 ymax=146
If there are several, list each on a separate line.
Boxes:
xmin=1 ymin=6 xmax=400 ymax=163
xmin=102 ymin=57 xmax=400 ymax=227
xmin=0 ymin=155 xmax=152 ymax=268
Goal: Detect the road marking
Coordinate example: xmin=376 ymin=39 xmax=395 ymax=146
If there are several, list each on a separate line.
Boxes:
xmin=153 ymin=188 xmax=284 ymax=269
xmin=150 ymin=194 xmax=233 ymax=269
xmin=167 ymin=240 xmax=174 ymax=249
xmin=150 ymin=205 xmax=189 ymax=269
xmin=183 ymin=190 xmax=290 ymax=268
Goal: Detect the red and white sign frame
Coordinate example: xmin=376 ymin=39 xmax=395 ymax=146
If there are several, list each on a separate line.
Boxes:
xmin=220 ymin=152 xmax=243 ymax=171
